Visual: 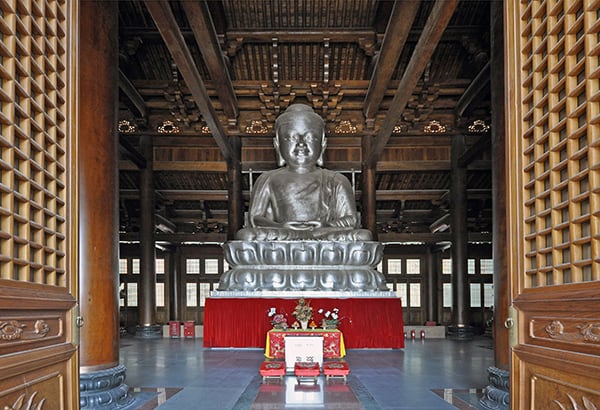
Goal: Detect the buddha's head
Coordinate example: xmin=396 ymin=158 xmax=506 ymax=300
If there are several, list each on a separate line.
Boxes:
xmin=274 ymin=104 xmax=327 ymax=168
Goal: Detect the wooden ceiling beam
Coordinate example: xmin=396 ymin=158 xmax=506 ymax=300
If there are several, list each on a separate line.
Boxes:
xmin=224 ymin=30 xmax=377 ymax=43
xmin=120 ymin=188 xmax=482 ymax=202
xmin=366 ymin=0 xmax=459 ymax=168
xmin=118 ymin=136 xmax=146 ymax=169
xmin=455 ymin=62 xmax=491 ymax=117
xmin=363 ymin=1 xmax=420 ymax=120
xmin=143 ymin=1 xmax=237 ymax=162
xmin=118 ymin=69 xmax=147 ymax=119
xmin=121 ymin=25 xmax=488 ymax=44
xmin=379 ymin=231 xmax=492 ymax=244
xmin=459 ymin=134 xmax=491 ymax=168
xmin=182 ymin=0 xmax=238 ymax=121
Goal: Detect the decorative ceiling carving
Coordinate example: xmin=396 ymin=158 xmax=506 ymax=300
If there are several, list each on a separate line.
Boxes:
xmin=117 ymin=0 xmax=494 ymax=243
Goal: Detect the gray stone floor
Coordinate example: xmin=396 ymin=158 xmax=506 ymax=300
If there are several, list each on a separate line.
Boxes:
xmin=119 ymin=335 xmax=495 ymax=409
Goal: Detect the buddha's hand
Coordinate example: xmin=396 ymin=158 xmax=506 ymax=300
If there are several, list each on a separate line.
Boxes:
xmin=326 ymin=215 xmax=357 ymax=228
xmin=284 ymin=221 xmax=322 ymax=231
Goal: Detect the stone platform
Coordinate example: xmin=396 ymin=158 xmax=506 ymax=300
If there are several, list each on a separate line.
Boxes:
xmin=403 ymin=325 xmax=446 ymax=339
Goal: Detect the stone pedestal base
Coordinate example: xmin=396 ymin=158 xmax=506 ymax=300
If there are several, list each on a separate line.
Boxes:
xmin=446 ymin=324 xmax=476 ymax=340
xmin=218 ymin=241 xmax=389 ymax=292
xmin=480 ymin=366 xmax=510 ymax=410
xmin=134 ymin=324 xmax=162 ymax=339
xmin=80 ymin=365 xmax=135 ymax=409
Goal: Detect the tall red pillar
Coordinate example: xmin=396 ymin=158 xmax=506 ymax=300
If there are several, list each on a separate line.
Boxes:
xmin=78 ymin=1 xmax=134 ymax=408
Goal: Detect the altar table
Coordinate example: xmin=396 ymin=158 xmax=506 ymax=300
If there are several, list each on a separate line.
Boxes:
xmin=265 ymin=329 xmax=346 ymax=359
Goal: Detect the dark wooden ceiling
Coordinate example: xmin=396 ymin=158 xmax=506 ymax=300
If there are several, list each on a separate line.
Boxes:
xmin=117 ymin=0 xmax=494 ymax=245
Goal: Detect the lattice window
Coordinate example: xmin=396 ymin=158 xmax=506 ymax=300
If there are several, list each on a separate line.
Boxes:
xmin=513 ymin=0 xmax=600 ymax=288
xmin=0 ymin=0 xmax=69 ymax=286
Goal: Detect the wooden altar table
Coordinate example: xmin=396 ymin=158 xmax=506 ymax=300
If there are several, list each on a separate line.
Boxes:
xmin=265 ymin=329 xmax=346 ymax=359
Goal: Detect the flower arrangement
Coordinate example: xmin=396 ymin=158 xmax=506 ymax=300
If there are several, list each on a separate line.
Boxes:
xmin=268 ymin=307 xmax=288 ymax=329
xmin=317 ymin=307 xmax=349 ymax=329
xmin=292 ymin=298 xmax=313 ymax=322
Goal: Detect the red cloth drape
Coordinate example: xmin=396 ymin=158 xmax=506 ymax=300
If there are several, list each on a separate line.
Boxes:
xmin=203 ymin=297 xmax=404 ymax=349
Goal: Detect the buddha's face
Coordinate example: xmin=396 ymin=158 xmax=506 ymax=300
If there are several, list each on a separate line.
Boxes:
xmin=275 ymin=114 xmax=326 ymax=169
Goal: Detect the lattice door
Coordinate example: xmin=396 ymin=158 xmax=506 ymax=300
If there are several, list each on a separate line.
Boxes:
xmin=506 ymin=0 xmax=600 ymax=408
xmin=0 ymin=0 xmax=78 ymax=408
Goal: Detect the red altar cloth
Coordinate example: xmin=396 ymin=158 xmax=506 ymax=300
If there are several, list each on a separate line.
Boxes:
xmin=265 ymin=329 xmax=345 ymax=358
xmin=203 ymin=297 xmax=404 ymax=349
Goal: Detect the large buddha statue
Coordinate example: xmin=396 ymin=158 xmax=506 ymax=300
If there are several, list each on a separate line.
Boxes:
xmin=236 ymin=104 xmax=371 ymax=242
xmin=216 ymin=104 xmax=390 ymax=295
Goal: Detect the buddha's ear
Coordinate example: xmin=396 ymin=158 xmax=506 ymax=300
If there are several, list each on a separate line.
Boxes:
xmin=317 ymin=131 xmax=327 ymax=166
xmin=273 ymin=135 xmax=285 ymax=166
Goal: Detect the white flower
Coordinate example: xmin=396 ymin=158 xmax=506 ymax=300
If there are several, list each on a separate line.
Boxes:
xmin=268 ymin=307 xmax=276 ymax=317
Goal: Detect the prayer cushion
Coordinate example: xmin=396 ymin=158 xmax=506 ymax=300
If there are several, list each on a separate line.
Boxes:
xmin=259 ymin=361 xmax=285 ymax=381
xmin=323 ymin=361 xmax=350 ymax=382
xmin=294 ymin=361 xmax=320 ymax=378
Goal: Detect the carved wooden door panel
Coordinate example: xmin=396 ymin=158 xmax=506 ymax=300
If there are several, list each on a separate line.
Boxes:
xmin=0 ymin=1 xmax=78 ymax=409
xmin=505 ymin=1 xmax=600 ymax=409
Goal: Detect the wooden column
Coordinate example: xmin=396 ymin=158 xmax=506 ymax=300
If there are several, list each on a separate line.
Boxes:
xmin=425 ymin=246 xmax=439 ymax=324
xmin=136 ymin=135 xmax=161 ymax=338
xmin=491 ymin=0 xmax=509 ymax=370
xmin=361 ymin=135 xmax=378 ymax=240
xmin=228 ymin=136 xmax=243 ymax=240
xmin=78 ymin=1 xmax=134 ymax=407
xmin=479 ymin=3 xmax=511 ymax=408
xmin=448 ymin=134 xmax=472 ymax=339
xmin=168 ymin=248 xmax=182 ymax=322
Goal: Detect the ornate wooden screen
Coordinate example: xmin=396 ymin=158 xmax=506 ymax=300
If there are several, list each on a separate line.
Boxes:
xmin=0 ymin=0 xmax=77 ymax=408
xmin=506 ymin=0 xmax=600 ymax=408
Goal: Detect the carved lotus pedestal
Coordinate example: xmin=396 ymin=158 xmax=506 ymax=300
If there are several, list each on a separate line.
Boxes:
xmin=214 ymin=241 xmax=394 ymax=298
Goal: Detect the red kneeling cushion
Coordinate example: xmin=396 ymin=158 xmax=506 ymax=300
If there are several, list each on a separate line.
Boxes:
xmin=294 ymin=361 xmax=320 ymax=377
xmin=323 ymin=361 xmax=350 ymax=377
xmin=260 ymin=361 xmax=286 ymax=377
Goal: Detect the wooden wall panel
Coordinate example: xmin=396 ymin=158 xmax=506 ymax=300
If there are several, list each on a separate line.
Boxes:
xmin=514 ymin=350 xmax=600 ymax=409
xmin=0 ymin=361 xmax=72 ymax=410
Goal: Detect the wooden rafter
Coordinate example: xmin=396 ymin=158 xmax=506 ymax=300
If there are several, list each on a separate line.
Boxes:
xmin=363 ymin=1 xmax=420 ymax=121
xmin=143 ymin=0 xmax=237 ymax=162
xmin=458 ymin=134 xmax=491 ymax=168
xmin=366 ymin=0 xmax=459 ymax=168
xmin=182 ymin=0 xmax=238 ymax=121
xmin=455 ymin=62 xmax=491 ymax=117
xmin=118 ymin=69 xmax=147 ymax=119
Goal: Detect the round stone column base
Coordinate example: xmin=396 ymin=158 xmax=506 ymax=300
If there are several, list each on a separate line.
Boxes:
xmin=134 ymin=324 xmax=162 ymax=339
xmin=446 ymin=324 xmax=476 ymax=340
xmin=480 ymin=366 xmax=510 ymax=410
xmin=80 ymin=365 xmax=135 ymax=409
